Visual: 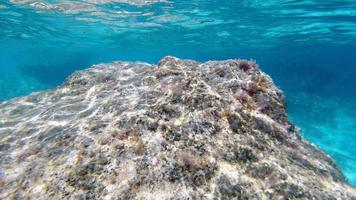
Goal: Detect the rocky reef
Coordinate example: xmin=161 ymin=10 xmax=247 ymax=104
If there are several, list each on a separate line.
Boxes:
xmin=0 ymin=56 xmax=355 ymax=199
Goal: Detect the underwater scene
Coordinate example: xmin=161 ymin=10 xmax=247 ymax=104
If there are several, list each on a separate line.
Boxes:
xmin=0 ymin=0 xmax=356 ymax=197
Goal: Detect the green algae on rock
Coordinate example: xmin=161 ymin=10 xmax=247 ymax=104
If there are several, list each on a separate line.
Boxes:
xmin=0 ymin=56 xmax=355 ymax=199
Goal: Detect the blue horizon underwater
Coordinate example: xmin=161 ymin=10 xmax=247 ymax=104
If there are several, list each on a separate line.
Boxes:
xmin=1 ymin=0 xmax=356 ymax=186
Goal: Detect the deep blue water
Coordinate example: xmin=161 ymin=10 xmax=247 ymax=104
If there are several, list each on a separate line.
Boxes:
xmin=0 ymin=0 xmax=356 ymax=185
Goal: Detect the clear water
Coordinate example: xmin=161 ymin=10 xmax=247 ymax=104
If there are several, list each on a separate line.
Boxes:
xmin=1 ymin=0 xmax=356 ymax=185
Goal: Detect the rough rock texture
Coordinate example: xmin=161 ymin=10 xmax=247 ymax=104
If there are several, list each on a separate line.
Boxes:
xmin=0 ymin=56 xmax=355 ymax=199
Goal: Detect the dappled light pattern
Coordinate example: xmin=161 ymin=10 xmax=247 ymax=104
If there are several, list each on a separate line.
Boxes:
xmin=0 ymin=57 xmax=355 ymax=199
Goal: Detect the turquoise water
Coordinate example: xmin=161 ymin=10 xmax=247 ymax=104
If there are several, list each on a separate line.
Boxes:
xmin=0 ymin=0 xmax=356 ymax=185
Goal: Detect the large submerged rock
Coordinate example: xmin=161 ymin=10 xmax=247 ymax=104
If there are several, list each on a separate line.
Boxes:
xmin=0 ymin=56 xmax=355 ymax=199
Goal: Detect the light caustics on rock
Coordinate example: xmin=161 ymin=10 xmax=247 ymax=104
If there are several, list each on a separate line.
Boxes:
xmin=0 ymin=57 xmax=355 ymax=199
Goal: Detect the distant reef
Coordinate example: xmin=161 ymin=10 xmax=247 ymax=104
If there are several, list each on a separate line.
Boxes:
xmin=0 ymin=56 xmax=355 ymax=199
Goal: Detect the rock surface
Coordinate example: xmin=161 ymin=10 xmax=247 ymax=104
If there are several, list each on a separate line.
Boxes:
xmin=0 ymin=56 xmax=355 ymax=199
